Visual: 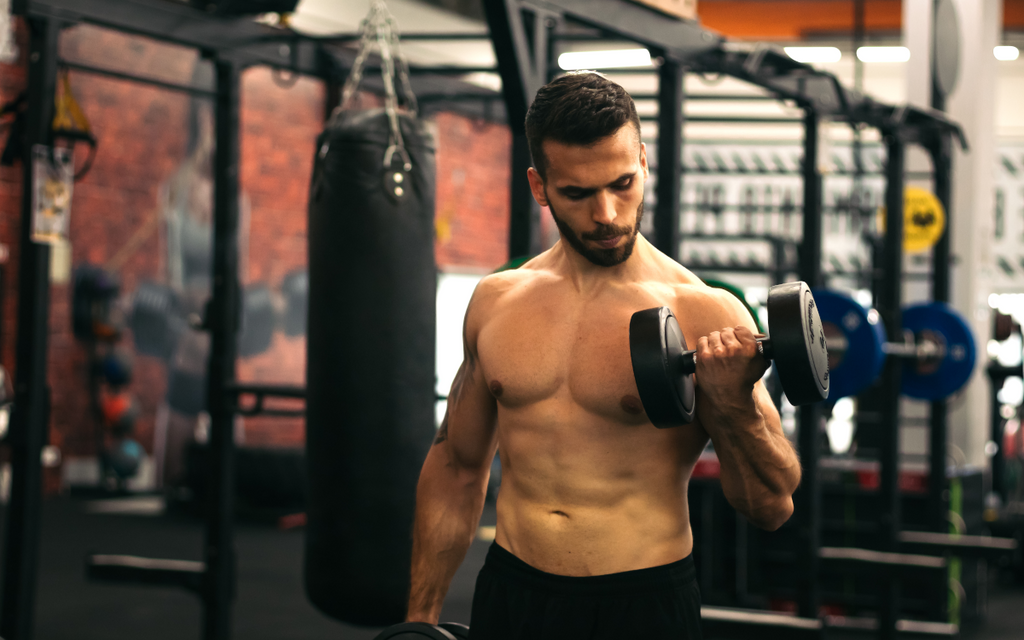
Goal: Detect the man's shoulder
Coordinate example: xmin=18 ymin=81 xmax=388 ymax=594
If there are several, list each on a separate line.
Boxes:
xmin=672 ymin=281 xmax=756 ymax=333
xmin=466 ymin=261 xmax=553 ymax=323
xmin=474 ymin=263 xmax=546 ymax=300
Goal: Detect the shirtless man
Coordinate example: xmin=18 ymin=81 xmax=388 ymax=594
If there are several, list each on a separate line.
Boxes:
xmin=407 ymin=72 xmax=802 ymax=639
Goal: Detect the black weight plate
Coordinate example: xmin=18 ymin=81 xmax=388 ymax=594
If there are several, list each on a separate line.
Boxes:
xmin=131 ymin=281 xmax=186 ymax=360
xmin=629 ymin=307 xmax=696 ymax=428
xmin=374 ymin=622 xmax=457 ymax=640
xmin=766 ymin=282 xmax=829 ymax=405
xmin=281 ymin=269 xmax=308 ymax=337
xmin=238 ymin=283 xmax=276 ymax=357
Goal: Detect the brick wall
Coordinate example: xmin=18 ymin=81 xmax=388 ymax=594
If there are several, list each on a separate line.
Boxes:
xmin=434 ymin=111 xmax=510 ymax=269
xmin=0 ymin=21 xmax=513 ymax=486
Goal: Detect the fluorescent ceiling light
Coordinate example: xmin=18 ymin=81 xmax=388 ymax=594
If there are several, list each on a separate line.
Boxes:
xmin=557 ymin=48 xmax=652 ymax=70
xmin=784 ymin=47 xmax=842 ymax=63
xmin=856 ymin=46 xmax=910 ymax=63
xmin=995 ymin=46 xmax=1020 ymax=61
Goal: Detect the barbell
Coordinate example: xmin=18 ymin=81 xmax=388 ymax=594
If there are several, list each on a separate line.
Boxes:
xmin=629 ymin=281 xmax=830 ymax=428
xmin=813 ymin=289 xmax=976 ymax=401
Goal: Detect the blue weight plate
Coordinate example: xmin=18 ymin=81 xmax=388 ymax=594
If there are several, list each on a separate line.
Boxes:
xmin=901 ymin=302 xmax=976 ymax=400
xmin=812 ymin=289 xmax=886 ymax=401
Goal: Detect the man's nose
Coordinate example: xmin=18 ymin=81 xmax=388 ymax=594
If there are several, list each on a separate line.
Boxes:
xmin=592 ymin=190 xmax=617 ymax=226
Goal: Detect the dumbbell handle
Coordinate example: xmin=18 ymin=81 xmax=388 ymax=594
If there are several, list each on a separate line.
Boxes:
xmin=679 ymin=337 xmax=773 ymax=376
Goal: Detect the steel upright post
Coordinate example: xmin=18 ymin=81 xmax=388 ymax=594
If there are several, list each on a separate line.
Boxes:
xmin=202 ymin=58 xmax=242 ymax=640
xmin=877 ymin=132 xmax=907 ymax=640
xmin=928 ymin=132 xmax=953 ymax=534
xmin=655 ymin=58 xmax=683 ymax=261
xmin=796 ymin=108 xmax=824 ymax=620
xmin=482 ymin=0 xmax=546 ymax=258
xmin=0 ymin=17 xmax=60 ymax=640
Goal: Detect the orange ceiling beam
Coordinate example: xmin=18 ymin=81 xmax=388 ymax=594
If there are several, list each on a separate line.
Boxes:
xmin=1007 ymin=0 xmax=1024 ymax=29
xmin=697 ymin=0 xmax=901 ymax=40
xmin=697 ymin=0 xmax=1024 ymax=41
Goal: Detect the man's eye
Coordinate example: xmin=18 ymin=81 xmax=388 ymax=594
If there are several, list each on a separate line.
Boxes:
xmin=565 ymin=192 xmax=587 ymax=201
xmin=614 ymin=179 xmax=633 ymax=190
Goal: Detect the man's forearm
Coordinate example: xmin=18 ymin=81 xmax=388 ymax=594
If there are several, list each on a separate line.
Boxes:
xmin=704 ymin=399 xmax=800 ymax=529
xmin=407 ymin=445 xmax=490 ymax=622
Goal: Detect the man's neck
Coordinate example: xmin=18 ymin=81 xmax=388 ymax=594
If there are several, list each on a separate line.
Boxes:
xmin=553 ymin=233 xmax=653 ymax=294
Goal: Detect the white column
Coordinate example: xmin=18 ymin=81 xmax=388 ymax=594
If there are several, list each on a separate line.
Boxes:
xmin=903 ymin=0 xmax=934 ymax=110
xmin=946 ymin=0 xmax=1001 ymax=468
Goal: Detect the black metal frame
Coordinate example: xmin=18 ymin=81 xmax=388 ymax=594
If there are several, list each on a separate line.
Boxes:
xmin=2 ymin=1 xmax=512 ymax=637
xmin=484 ymin=0 xmax=968 ymax=636
xmin=2 ymin=3 xmax=328 ymax=640
xmin=2 ymin=17 xmax=59 ymax=640
xmin=1 ymin=0 xmax=974 ymax=639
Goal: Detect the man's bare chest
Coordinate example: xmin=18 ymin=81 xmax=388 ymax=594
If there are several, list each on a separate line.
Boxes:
xmin=475 ymin=286 xmax=684 ymax=423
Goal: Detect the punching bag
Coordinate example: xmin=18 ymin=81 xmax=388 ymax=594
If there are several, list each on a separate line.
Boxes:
xmin=304 ymin=103 xmax=437 ymax=625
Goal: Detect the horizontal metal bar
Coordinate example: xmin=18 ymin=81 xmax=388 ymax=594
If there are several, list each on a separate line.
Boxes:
xmin=224 ymin=384 xmax=305 ymax=399
xmin=418 ymin=93 xmax=502 ymax=102
xmin=227 ymin=383 xmax=305 ymax=418
xmin=701 ymin=606 xmax=821 ymax=640
xmin=825 ymin=616 xmax=959 ymax=638
xmin=60 ymin=59 xmax=216 ymax=96
xmin=702 ymin=606 xmax=821 ymax=630
xmin=533 ymin=0 xmax=723 ymax=62
xmin=898 ymin=531 xmax=1018 ymax=559
xmin=642 ymin=116 xmax=803 ymax=124
xmin=632 ymin=93 xmax=779 ymax=102
xmin=21 ymin=0 xmax=323 ymax=74
xmin=408 ymin=66 xmax=496 ymax=75
xmin=676 ymin=169 xmax=932 ymax=178
xmin=675 ymin=233 xmax=794 ymax=244
xmin=86 ymin=554 xmax=204 ymax=593
xmin=278 ymin=32 xmax=492 ymax=43
xmin=688 ymin=264 xmax=794 ymax=275
xmin=819 ymin=546 xmax=946 ymax=571
xmin=236 ymin=408 xmax=304 ymax=418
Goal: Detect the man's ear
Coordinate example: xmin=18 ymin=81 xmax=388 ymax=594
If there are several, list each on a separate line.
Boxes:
xmin=639 ymin=142 xmax=649 ymax=181
xmin=527 ymin=167 xmax=549 ymax=207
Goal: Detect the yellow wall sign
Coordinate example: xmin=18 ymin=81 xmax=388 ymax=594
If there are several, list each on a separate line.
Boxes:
xmin=876 ymin=187 xmax=946 ymax=254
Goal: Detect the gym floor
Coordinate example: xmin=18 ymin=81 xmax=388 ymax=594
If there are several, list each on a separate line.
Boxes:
xmin=5 ymin=497 xmax=492 ymax=640
xmin=4 ymin=496 xmax=1023 ymax=640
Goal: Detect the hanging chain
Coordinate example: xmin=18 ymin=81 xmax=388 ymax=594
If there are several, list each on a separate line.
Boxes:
xmin=338 ymin=0 xmax=417 ymax=171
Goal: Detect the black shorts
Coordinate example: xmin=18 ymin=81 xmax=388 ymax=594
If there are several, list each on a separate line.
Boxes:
xmin=469 ymin=543 xmax=703 ymax=640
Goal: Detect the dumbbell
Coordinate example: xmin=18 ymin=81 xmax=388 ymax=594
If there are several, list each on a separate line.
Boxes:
xmin=630 ymin=281 xmax=829 ymax=428
xmin=374 ymin=621 xmax=469 ymax=639
xmin=814 ymin=289 xmax=976 ymax=401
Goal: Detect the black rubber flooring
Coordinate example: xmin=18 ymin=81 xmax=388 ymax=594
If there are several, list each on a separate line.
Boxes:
xmin=12 ymin=496 xmax=493 ymax=640
xmin=3 ymin=496 xmax=1024 ymax=639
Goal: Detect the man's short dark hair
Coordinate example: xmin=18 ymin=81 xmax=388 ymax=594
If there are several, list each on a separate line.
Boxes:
xmin=525 ymin=72 xmax=641 ymax=180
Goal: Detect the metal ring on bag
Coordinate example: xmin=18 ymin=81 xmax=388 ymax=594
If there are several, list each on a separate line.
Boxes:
xmin=383 ymin=144 xmax=412 ymax=172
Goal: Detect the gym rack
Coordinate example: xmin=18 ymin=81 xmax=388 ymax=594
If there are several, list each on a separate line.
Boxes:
xmin=0 ymin=1 xmax=979 ymax=640
xmin=484 ymin=1 xmax=970 ymax=637
xmin=0 ymin=2 xmax=508 ymax=639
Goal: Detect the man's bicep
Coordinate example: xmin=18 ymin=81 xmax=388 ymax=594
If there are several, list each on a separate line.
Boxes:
xmin=435 ymin=355 xmax=498 ymax=471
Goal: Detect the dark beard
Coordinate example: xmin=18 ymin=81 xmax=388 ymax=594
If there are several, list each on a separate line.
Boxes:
xmin=548 ymin=199 xmax=644 ymax=267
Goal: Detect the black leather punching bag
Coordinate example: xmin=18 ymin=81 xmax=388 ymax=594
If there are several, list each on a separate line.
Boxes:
xmin=305 ymin=107 xmax=436 ymax=626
